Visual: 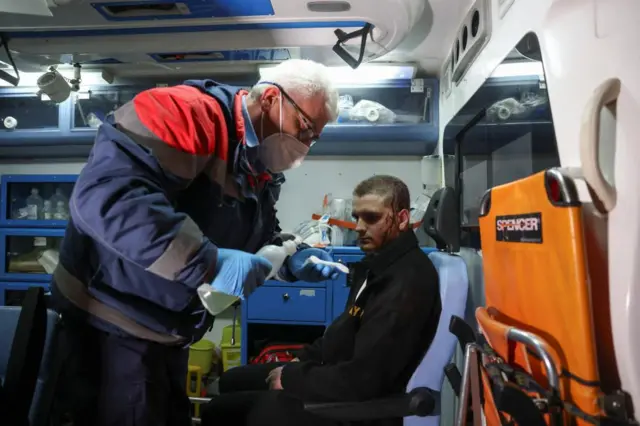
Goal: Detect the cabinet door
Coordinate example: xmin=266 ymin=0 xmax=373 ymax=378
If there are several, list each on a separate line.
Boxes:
xmin=0 ymin=93 xmax=60 ymax=131
xmin=247 ymin=286 xmax=327 ymax=323
xmin=72 ymin=88 xmax=140 ymax=129
xmin=0 ymin=229 xmax=65 ymax=281
xmin=1 ymin=175 xmax=77 ymax=227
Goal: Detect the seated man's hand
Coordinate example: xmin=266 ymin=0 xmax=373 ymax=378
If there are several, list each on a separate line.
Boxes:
xmin=291 ymin=358 xmax=300 ymax=362
xmin=211 ymin=248 xmax=273 ymax=298
xmin=266 ymin=366 xmax=284 ymax=390
xmin=287 ymin=248 xmax=343 ymax=282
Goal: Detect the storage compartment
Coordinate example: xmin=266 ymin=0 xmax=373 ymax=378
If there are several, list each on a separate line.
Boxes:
xmin=334 ymin=83 xmax=433 ymax=126
xmin=1 ymin=283 xmax=51 ymax=306
xmin=61 ymin=78 xmax=440 ymax=156
xmin=0 ymin=229 xmax=64 ymax=281
xmin=1 ymin=175 xmax=77 ymax=226
xmin=72 ymin=88 xmax=140 ymax=129
xmin=247 ymin=286 xmax=326 ymax=322
xmin=0 ymin=93 xmax=60 ymax=131
xmin=243 ymin=323 xmax=325 ymax=364
xmin=315 ymin=79 xmax=439 ymax=155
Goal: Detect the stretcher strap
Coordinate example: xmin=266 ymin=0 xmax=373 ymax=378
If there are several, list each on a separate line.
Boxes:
xmin=482 ymin=356 xmax=599 ymax=424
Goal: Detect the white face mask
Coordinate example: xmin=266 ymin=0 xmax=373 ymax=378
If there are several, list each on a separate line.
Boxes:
xmin=258 ymin=95 xmax=309 ymax=173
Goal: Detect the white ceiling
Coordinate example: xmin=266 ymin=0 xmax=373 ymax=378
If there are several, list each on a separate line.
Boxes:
xmin=0 ymin=0 xmax=475 ymax=78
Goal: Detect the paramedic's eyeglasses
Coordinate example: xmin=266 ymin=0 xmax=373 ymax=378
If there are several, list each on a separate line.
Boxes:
xmin=264 ymin=82 xmax=320 ymax=146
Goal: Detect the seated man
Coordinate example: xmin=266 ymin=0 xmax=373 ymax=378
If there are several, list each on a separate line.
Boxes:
xmin=202 ymin=175 xmax=442 ymax=426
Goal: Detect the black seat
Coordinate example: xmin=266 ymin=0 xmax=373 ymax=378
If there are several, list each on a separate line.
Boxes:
xmin=0 ymin=287 xmax=62 ymax=426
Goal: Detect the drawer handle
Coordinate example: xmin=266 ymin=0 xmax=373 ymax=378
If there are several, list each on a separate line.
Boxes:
xmin=282 ymin=293 xmax=290 ymax=302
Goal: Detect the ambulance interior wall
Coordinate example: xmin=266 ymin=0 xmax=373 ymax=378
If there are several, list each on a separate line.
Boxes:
xmin=0 ymin=156 xmax=424 ymax=346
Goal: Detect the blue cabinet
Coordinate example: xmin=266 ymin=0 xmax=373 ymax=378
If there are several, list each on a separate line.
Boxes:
xmin=247 ymin=286 xmax=328 ymax=323
xmin=0 ymin=174 xmax=76 ymax=227
xmin=0 ymin=281 xmax=50 ymax=306
xmin=442 ymin=76 xmax=551 ymax=155
xmin=0 ymin=90 xmax=66 ymax=147
xmin=0 ymin=76 xmax=439 ymax=159
xmin=0 ymin=174 xmax=72 ymax=301
xmin=0 ymin=228 xmax=65 ymax=282
xmin=314 ymin=79 xmax=439 ymax=156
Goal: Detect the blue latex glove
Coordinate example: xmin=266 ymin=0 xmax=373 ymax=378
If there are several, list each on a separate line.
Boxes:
xmin=211 ymin=248 xmax=273 ymax=299
xmin=287 ymin=248 xmax=343 ymax=282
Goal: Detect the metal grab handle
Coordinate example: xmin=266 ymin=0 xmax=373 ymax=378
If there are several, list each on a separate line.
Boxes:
xmin=579 ymin=77 xmax=621 ymax=212
xmin=455 ymin=343 xmax=483 ymax=426
xmin=506 ymin=328 xmax=560 ymax=391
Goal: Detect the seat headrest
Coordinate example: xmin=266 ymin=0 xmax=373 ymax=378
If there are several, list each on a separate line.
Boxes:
xmin=422 ymin=187 xmax=460 ymax=253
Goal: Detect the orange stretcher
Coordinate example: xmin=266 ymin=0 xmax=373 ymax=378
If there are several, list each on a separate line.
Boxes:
xmin=451 ymin=168 xmax=636 ymax=426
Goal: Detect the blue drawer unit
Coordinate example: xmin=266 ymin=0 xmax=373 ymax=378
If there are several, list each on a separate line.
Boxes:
xmin=0 ymin=174 xmax=77 ymax=228
xmin=247 ymin=285 xmax=327 ymax=323
xmin=0 ymin=228 xmax=65 ymax=282
xmin=0 ymin=281 xmax=50 ymax=306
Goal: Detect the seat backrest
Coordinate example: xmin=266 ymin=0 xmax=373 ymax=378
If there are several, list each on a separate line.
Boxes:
xmin=477 ymin=169 xmax=600 ymax=418
xmin=405 ymin=187 xmax=469 ymax=426
xmin=0 ymin=301 xmax=62 ymax=426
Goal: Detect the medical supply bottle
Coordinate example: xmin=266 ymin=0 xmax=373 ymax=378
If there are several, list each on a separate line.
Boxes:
xmin=42 ymin=200 xmax=53 ymax=220
xmin=197 ymin=237 xmax=302 ymax=316
xmin=26 ymin=188 xmax=44 ymax=220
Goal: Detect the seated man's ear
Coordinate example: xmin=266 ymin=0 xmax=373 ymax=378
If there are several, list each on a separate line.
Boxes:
xmin=397 ymin=209 xmax=411 ymax=231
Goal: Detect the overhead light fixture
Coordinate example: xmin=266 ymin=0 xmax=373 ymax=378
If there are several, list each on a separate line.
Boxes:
xmin=490 ymin=61 xmax=545 ymax=80
xmin=0 ymin=66 xmax=110 ymax=90
xmin=259 ymin=64 xmax=416 ymax=86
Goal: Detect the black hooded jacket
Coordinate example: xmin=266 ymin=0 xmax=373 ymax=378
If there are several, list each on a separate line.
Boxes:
xmin=281 ymin=231 xmax=441 ymax=423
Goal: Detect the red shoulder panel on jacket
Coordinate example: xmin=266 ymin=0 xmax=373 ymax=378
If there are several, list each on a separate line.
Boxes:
xmin=133 ymin=85 xmax=229 ymax=160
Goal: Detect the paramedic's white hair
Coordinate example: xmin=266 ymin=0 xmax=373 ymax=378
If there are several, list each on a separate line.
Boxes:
xmin=250 ymin=59 xmax=339 ymax=122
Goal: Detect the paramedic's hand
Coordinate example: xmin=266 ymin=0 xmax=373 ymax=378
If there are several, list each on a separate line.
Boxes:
xmin=266 ymin=366 xmax=284 ymax=390
xmin=211 ymin=249 xmax=272 ymax=299
xmin=287 ymin=248 xmax=342 ymax=282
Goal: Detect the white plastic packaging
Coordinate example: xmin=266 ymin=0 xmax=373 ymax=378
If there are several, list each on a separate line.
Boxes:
xmin=197 ymin=237 xmax=303 ymax=315
xmin=256 ymin=236 xmax=302 ymax=280
xmin=304 ymin=255 xmax=350 ymax=275
xmin=349 ymin=100 xmax=397 ymax=124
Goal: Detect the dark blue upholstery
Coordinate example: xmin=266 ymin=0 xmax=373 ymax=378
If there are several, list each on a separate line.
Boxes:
xmin=0 ymin=307 xmax=62 ymax=426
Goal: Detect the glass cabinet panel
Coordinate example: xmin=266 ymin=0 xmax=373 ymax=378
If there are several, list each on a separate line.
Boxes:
xmin=5 ymin=235 xmax=62 ymax=275
xmin=6 ymin=181 xmax=73 ymax=221
xmin=72 ymin=88 xmax=139 ymax=128
xmin=0 ymin=94 xmax=59 ymax=130
xmin=335 ymin=83 xmax=433 ymax=126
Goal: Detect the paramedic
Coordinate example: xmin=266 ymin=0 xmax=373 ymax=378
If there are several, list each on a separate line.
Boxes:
xmin=50 ymin=59 xmax=342 ymax=426
xmin=201 ymin=175 xmax=442 ymax=426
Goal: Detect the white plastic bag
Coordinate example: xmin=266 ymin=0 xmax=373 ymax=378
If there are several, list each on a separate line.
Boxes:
xmin=349 ymin=100 xmax=396 ymax=124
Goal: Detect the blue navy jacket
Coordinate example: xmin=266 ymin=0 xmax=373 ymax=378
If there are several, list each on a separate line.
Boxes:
xmin=51 ymin=80 xmax=284 ymax=342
